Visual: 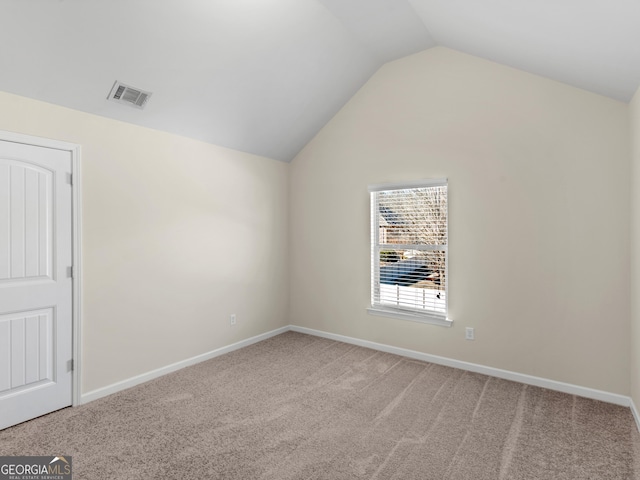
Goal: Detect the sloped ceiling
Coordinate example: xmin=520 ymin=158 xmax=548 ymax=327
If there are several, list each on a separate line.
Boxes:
xmin=0 ymin=0 xmax=638 ymax=162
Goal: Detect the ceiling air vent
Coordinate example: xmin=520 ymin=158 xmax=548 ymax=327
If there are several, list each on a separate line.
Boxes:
xmin=107 ymin=81 xmax=152 ymax=109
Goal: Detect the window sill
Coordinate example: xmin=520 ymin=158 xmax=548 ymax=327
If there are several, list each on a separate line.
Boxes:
xmin=367 ymin=307 xmax=452 ymax=327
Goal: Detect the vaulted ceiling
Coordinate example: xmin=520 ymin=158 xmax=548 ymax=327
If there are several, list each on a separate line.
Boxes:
xmin=1 ymin=0 xmax=639 ymax=162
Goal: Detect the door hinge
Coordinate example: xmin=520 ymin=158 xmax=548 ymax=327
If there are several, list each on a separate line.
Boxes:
xmin=67 ymin=173 xmax=73 ymax=185
xmin=67 ymin=266 xmax=74 ymax=278
xmin=67 ymin=359 xmax=74 ymax=372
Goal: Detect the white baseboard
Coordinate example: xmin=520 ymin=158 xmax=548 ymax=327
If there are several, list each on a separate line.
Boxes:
xmin=631 ymin=399 xmax=640 ymax=433
xmin=81 ymin=326 xmax=289 ymax=404
xmin=81 ymin=323 xmax=634 ymax=413
xmin=290 ymin=325 xmax=631 ymax=407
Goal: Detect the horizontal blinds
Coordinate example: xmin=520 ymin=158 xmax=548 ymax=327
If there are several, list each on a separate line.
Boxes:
xmin=371 ymin=183 xmax=448 ymax=316
xmin=368 ymin=178 xmax=447 ymax=192
xmin=377 ymin=186 xmax=447 ymax=246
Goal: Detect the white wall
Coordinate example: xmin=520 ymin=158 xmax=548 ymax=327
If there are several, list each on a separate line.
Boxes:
xmin=0 ymin=46 xmax=633 ymax=399
xmin=631 ymin=87 xmax=640 ymax=405
xmin=0 ymin=91 xmax=289 ymax=393
xmin=290 ymin=47 xmax=631 ymax=395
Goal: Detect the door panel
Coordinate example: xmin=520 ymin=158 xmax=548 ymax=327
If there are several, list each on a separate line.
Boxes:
xmin=0 ymin=308 xmax=54 ymax=393
xmin=0 ymin=160 xmax=53 ymax=282
xmin=0 ymin=140 xmax=72 ymax=430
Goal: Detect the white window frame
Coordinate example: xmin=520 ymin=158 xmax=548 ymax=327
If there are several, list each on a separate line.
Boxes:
xmin=367 ymin=179 xmax=451 ymax=327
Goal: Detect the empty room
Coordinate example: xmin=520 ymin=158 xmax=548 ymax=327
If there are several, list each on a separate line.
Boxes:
xmin=1 ymin=0 xmax=640 ymax=478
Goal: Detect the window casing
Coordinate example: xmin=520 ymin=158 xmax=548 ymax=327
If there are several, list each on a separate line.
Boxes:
xmin=369 ymin=180 xmax=450 ymax=326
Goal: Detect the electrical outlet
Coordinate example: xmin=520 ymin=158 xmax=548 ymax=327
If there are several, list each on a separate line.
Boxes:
xmin=230 ymin=314 xmax=236 ymax=326
xmin=465 ymin=327 xmax=475 ymax=340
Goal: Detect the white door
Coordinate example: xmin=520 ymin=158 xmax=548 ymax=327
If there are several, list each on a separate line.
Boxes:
xmin=0 ymin=139 xmax=73 ymax=430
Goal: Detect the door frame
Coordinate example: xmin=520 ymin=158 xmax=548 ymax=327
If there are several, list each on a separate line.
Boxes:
xmin=0 ymin=129 xmax=83 ymax=407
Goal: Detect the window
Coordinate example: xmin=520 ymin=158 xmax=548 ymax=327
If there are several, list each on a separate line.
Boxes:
xmin=368 ymin=180 xmax=450 ymax=326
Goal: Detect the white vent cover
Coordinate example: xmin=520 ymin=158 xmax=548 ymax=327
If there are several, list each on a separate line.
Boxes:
xmin=107 ymin=81 xmax=152 ymax=109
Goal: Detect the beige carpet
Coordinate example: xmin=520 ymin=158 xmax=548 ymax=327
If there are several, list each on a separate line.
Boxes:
xmin=1 ymin=331 xmax=639 ymax=479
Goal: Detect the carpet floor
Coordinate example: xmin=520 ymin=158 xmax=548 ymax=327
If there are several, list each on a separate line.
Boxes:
xmin=1 ymin=331 xmax=639 ymax=479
